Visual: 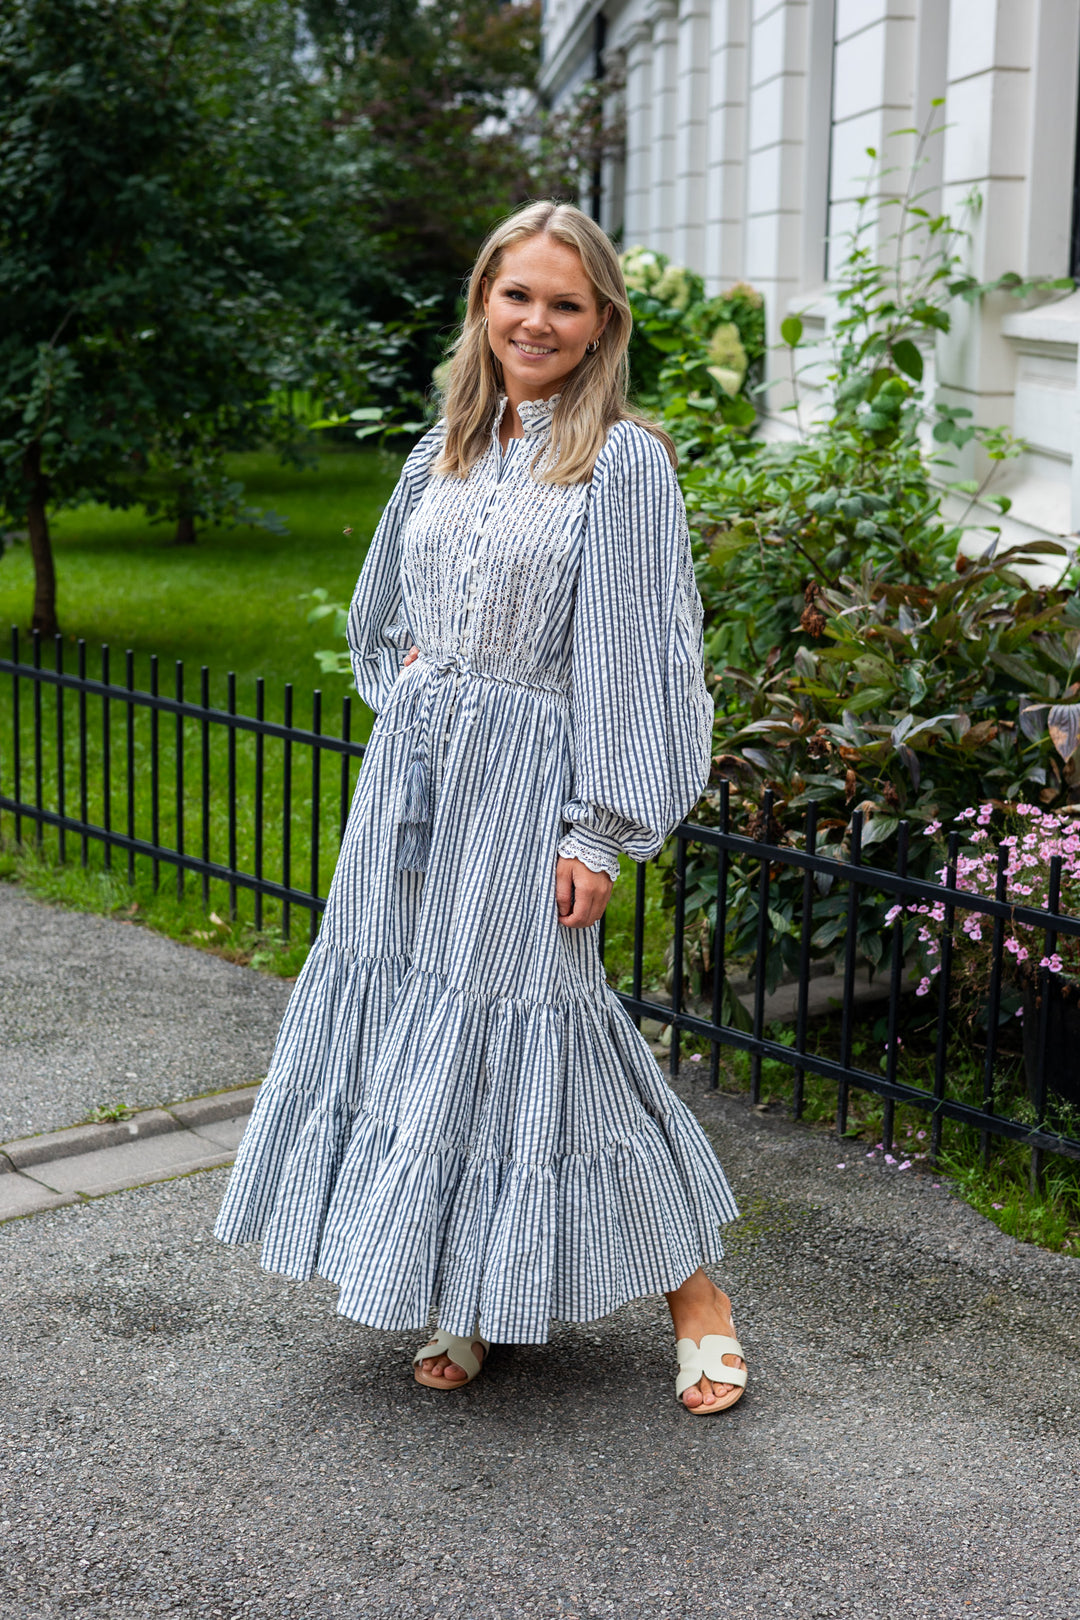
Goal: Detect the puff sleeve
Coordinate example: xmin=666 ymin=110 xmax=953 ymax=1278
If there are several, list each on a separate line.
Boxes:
xmin=557 ymin=422 xmax=714 ymax=882
xmin=345 ymin=426 xmax=443 ymax=713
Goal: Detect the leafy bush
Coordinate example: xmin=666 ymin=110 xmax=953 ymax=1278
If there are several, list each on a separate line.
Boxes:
xmin=619 ymin=247 xmax=763 ymax=440
xmin=660 ymin=122 xmax=1080 ymax=988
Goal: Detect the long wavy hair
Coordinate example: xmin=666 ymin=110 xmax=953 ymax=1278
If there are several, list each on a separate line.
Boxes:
xmin=435 ymin=201 xmax=676 ymax=485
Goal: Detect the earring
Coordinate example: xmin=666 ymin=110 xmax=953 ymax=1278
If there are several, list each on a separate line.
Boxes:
xmin=482 ymin=316 xmax=489 ymax=331
xmin=586 ymin=338 xmax=600 ymax=353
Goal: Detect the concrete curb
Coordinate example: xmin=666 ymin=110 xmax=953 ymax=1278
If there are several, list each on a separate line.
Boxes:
xmin=0 ymin=1082 xmax=260 ymax=1222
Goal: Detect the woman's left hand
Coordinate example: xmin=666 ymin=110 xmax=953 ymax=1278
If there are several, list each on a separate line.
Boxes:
xmin=555 ymin=857 xmax=613 ymax=928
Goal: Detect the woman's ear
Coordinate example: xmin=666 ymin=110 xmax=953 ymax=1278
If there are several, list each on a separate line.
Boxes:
xmin=481 ymin=277 xmax=490 ymax=316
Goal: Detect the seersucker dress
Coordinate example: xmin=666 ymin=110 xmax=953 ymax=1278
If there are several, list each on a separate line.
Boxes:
xmin=214 ymin=394 xmax=739 ymax=1344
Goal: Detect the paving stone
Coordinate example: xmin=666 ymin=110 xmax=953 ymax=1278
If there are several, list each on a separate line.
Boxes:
xmin=18 ymin=1131 xmax=235 ymax=1198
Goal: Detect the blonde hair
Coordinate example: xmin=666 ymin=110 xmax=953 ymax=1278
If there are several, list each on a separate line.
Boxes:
xmin=435 ymin=200 xmax=676 ymax=485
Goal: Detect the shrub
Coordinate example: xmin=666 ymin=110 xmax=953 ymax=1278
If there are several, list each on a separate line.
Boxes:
xmin=661 ymin=120 xmax=1079 ymax=987
xmin=619 ymin=246 xmax=764 ymax=434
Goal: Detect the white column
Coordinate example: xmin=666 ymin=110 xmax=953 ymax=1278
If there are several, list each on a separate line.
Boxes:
xmin=745 ymin=0 xmax=809 ymax=354
xmin=647 ymin=0 xmax=680 ymax=256
xmin=674 ymin=0 xmax=713 ymax=271
xmin=828 ymin=0 xmax=918 ymax=278
xmin=704 ymin=0 xmax=749 ymax=291
xmin=936 ymin=0 xmax=1035 ymax=479
xmin=1023 ymin=0 xmax=1080 ymax=278
xmin=623 ymin=22 xmax=654 ymax=247
xmin=600 ymin=43 xmax=629 ymax=243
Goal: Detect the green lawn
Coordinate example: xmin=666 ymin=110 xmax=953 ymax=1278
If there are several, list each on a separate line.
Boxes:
xmin=0 ymin=446 xmax=403 ymax=721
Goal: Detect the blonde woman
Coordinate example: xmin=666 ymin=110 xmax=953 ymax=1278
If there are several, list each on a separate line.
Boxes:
xmin=215 ymin=201 xmax=746 ymax=1415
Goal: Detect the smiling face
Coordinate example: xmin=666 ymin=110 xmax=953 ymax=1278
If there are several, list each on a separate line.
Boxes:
xmin=481 ymin=234 xmax=611 ymax=405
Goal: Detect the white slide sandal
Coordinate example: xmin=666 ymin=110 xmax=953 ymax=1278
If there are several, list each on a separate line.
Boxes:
xmin=675 ymin=1329 xmax=748 ymax=1414
xmin=412 ymin=1326 xmax=491 ymax=1390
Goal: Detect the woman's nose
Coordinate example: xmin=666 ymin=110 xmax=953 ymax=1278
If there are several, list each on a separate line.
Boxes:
xmin=522 ymin=304 xmax=551 ymax=332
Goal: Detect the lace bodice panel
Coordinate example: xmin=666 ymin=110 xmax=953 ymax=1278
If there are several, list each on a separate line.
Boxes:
xmin=399 ymin=398 xmax=589 ymax=686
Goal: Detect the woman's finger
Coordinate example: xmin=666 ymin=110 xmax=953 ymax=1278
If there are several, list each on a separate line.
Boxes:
xmin=555 ymin=859 xmax=575 ymax=918
xmin=403 ymin=645 xmax=419 ymax=666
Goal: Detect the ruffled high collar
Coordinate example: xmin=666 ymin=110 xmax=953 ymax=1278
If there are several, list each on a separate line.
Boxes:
xmin=492 ymin=393 xmax=561 ymax=444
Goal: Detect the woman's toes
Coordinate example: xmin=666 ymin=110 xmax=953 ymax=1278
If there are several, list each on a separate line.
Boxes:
xmin=683 ymin=1383 xmax=704 ymax=1409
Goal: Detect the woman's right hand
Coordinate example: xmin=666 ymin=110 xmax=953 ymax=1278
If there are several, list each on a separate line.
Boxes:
xmin=404 ymin=645 xmax=419 ymax=666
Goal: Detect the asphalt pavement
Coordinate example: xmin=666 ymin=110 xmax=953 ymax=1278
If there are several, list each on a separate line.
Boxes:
xmin=1 ymin=884 xmax=1078 ymax=1619
xmin=0 ymin=884 xmax=291 ymax=1139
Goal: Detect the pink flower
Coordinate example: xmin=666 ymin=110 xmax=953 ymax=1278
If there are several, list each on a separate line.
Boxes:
xmin=992 ymin=1202 xmax=1004 ymax=1210
xmin=916 ymin=1129 xmax=926 ymax=1140
xmin=924 ymin=820 xmax=942 ymax=836
xmin=836 ymin=1163 xmax=846 ymax=1170
xmin=1040 ymin=954 xmax=1064 ymax=974
xmin=916 ymin=978 xmax=931 ymax=997
xmin=884 ymin=1153 xmax=897 ymax=1166
xmin=898 ymin=1160 xmax=912 ymax=1171
xmin=689 ymin=1053 xmax=702 ymax=1062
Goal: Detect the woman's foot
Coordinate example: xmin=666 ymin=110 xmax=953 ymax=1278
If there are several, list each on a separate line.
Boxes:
xmin=665 ymin=1271 xmax=745 ymax=1412
xmin=415 ymin=1339 xmax=487 ymax=1387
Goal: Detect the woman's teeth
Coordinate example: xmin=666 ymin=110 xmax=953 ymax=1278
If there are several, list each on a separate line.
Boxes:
xmin=513 ymin=341 xmax=556 ymax=356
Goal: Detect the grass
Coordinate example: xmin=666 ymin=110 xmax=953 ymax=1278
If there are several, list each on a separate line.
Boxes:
xmin=0 ymin=446 xmax=403 ymax=717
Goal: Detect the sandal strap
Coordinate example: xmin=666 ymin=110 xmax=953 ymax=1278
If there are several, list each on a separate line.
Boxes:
xmin=412 ymin=1328 xmax=490 ymax=1382
xmin=675 ymin=1334 xmax=748 ymax=1398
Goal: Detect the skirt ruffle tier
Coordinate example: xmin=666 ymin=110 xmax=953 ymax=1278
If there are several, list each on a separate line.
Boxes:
xmin=214 ymin=935 xmax=739 ymax=1344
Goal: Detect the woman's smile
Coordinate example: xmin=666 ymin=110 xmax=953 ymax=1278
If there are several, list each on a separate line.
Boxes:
xmin=511 ymin=338 xmax=558 ymax=358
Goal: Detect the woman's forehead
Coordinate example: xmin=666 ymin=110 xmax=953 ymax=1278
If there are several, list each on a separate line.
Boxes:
xmin=496 ymin=235 xmax=591 ymax=290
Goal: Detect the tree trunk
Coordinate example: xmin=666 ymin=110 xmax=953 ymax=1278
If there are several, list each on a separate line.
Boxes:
xmin=173 ymin=483 xmax=196 ymax=545
xmin=23 ymin=441 xmax=58 ymax=638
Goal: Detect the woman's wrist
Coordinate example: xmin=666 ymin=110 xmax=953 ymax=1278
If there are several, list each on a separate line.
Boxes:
xmin=557 ymin=829 xmax=620 ymax=883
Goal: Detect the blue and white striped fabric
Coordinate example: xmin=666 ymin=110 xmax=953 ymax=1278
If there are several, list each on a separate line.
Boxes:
xmin=214 ymin=395 xmax=740 ymax=1344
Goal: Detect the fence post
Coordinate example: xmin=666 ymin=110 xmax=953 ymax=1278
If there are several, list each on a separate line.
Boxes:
xmin=749 ymin=788 xmax=774 ymax=1105
xmin=792 ymin=800 xmax=818 ymax=1120
xmin=929 ymin=831 xmax=960 ymax=1165
xmin=836 ymin=811 xmax=864 ymax=1138
xmin=709 ymin=780 xmax=731 ymax=1090
xmin=881 ymin=819 xmax=910 ymax=1156
xmin=54 ymin=634 xmax=66 ymax=866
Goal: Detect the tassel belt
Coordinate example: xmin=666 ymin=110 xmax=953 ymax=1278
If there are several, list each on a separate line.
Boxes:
xmin=396 ymin=654 xmax=568 ymax=875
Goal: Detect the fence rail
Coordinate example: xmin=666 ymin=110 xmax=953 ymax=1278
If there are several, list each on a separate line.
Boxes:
xmin=3 ymin=627 xmax=1079 ymax=1173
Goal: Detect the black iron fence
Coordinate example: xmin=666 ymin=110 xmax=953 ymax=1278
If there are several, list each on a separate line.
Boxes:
xmin=3 ymin=628 xmax=1079 ymax=1171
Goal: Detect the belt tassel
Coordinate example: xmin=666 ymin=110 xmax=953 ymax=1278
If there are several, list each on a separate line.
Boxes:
xmin=397 ymin=753 xmax=431 ymax=874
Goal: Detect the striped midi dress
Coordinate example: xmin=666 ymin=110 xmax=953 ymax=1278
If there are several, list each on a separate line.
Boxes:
xmin=214 ymin=395 xmax=739 ymax=1344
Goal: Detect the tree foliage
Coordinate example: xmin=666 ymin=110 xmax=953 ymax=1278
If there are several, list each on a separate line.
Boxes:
xmin=0 ymin=0 xmax=335 ymax=629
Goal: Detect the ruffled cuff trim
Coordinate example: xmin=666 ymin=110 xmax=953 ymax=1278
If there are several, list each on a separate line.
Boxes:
xmin=557 ymin=830 xmax=620 ymax=883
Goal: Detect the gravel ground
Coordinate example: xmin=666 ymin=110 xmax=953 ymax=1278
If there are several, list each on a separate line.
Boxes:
xmin=2 ymin=1075 xmax=1078 ymax=1620
xmin=0 ymin=885 xmax=292 ymax=1138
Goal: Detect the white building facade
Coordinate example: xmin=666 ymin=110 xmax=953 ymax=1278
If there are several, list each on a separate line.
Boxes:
xmin=540 ymin=0 xmax=1080 ymax=546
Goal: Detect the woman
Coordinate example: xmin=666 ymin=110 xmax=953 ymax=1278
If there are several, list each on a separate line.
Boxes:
xmin=215 ymin=201 xmax=746 ymax=1415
